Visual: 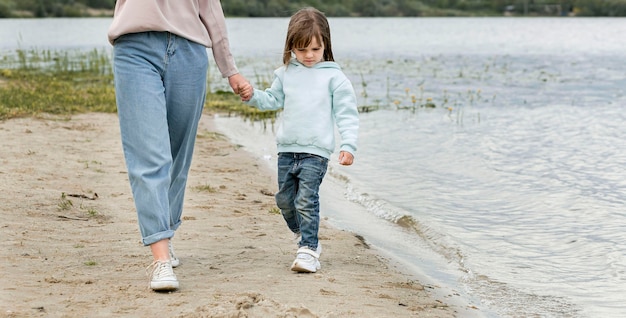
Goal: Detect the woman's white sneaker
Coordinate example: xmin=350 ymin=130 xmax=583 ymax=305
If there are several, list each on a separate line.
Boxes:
xmin=146 ymin=260 xmax=179 ymax=291
xmin=168 ymin=240 xmax=180 ymax=268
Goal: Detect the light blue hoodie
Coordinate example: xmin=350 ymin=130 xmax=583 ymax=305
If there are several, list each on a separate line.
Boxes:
xmin=245 ymin=59 xmax=359 ymax=159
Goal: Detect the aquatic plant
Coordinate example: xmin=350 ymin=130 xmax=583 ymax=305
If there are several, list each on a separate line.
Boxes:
xmin=0 ymin=48 xmax=523 ymax=125
xmin=0 ymin=48 xmax=278 ymax=122
xmin=0 ymin=49 xmax=117 ymax=119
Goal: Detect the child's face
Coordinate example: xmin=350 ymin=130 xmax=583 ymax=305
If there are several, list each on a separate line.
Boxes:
xmin=293 ymin=37 xmax=324 ymax=67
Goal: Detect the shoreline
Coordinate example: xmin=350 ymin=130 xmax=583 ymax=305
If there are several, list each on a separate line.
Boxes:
xmin=213 ymin=114 xmax=487 ymax=318
xmin=2 ymin=112 xmax=468 ymax=317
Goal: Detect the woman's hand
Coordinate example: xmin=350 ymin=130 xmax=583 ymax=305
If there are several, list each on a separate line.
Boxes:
xmin=228 ymin=73 xmax=253 ymax=101
xmin=238 ymin=82 xmax=253 ymax=101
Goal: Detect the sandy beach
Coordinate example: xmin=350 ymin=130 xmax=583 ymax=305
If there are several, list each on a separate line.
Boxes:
xmin=0 ymin=112 xmax=471 ymax=317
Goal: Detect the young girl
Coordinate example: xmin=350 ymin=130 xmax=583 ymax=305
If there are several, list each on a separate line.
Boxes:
xmin=238 ymin=7 xmax=359 ymax=273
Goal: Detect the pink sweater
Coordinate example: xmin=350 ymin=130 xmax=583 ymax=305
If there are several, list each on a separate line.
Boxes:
xmin=107 ymin=0 xmax=238 ymax=78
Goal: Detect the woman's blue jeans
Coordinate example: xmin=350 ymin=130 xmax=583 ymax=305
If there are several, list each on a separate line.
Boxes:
xmin=113 ymin=32 xmax=208 ymax=246
xmin=276 ymin=153 xmax=329 ymax=250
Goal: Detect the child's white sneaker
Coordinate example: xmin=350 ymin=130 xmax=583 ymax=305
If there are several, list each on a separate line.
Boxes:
xmin=290 ymin=245 xmax=321 ymax=273
xmin=146 ymin=260 xmax=179 ymax=291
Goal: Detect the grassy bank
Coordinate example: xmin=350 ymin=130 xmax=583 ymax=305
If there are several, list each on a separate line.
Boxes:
xmin=0 ymin=48 xmax=277 ymax=121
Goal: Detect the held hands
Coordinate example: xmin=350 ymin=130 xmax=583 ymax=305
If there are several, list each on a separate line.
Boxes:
xmin=228 ymin=74 xmax=253 ymax=101
xmin=338 ymin=151 xmax=354 ymax=166
xmin=238 ymin=82 xmax=253 ymax=101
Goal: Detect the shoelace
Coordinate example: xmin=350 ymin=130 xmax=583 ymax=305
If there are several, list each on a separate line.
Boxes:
xmin=146 ymin=260 xmax=172 ymax=280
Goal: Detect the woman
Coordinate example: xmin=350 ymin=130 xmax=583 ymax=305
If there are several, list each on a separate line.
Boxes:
xmin=108 ymin=0 xmax=248 ymax=291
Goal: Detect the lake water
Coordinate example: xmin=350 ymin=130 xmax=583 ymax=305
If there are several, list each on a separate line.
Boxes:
xmin=2 ymin=17 xmax=626 ymax=318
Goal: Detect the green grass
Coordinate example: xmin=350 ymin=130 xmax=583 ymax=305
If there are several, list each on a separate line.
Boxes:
xmin=57 ymin=192 xmax=74 ymax=211
xmin=194 ymin=183 xmax=218 ymax=193
xmin=0 ymin=48 xmax=278 ymax=121
xmin=0 ymin=48 xmax=414 ymax=121
xmin=268 ymin=207 xmax=281 ymax=215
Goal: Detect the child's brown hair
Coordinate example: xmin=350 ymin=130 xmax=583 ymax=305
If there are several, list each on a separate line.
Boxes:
xmin=283 ymin=7 xmax=334 ymax=65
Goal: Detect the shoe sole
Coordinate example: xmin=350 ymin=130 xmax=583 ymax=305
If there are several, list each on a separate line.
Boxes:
xmin=290 ymin=260 xmax=321 ymax=273
xmin=151 ymin=280 xmax=179 ymax=291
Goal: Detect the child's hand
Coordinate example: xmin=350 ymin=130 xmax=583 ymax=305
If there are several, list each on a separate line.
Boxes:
xmin=238 ymin=82 xmax=253 ymax=101
xmin=338 ymin=151 xmax=354 ymax=166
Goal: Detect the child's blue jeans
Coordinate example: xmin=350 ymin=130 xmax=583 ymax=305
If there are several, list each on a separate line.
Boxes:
xmin=113 ymin=32 xmax=208 ymax=246
xmin=275 ymin=153 xmax=329 ymax=250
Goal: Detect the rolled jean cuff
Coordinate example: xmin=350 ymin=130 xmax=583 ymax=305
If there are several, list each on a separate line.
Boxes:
xmin=142 ymin=230 xmax=175 ymax=246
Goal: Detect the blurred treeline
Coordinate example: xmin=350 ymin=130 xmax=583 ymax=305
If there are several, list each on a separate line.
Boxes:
xmin=0 ymin=0 xmax=624 ymax=18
